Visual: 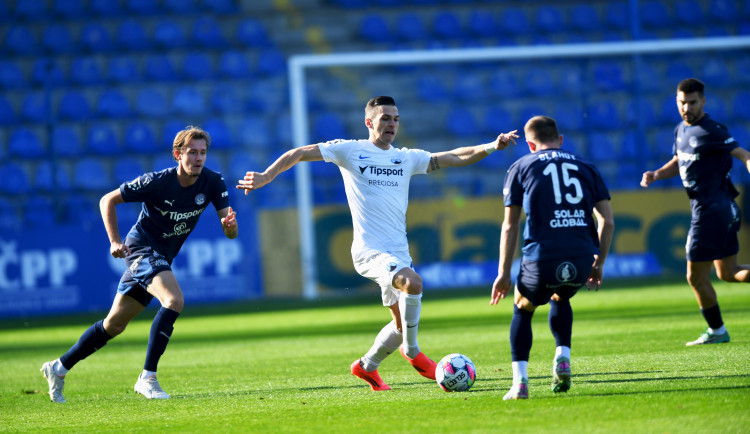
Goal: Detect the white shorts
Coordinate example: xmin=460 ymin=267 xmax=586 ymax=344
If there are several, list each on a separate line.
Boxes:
xmin=352 ymin=248 xmax=413 ymax=306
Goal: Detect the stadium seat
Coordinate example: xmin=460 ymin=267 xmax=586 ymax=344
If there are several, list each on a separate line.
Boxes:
xmin=359 ymin=14 xmax=392 ymax=43
xmin=482 ymin=105 xmax=515 ymax=136
xmin=674 ymin=0 xmax=704 ymax=24
xmin=592 ymin=60 xmax=626 ymax=91
xmin=218 ymin=51 xmax=252 ymax=79
xmin=108 ymin=56 xmax=140 ymax=83
xmin=63 ymin=194 xmax=100 ymax=226
xmin=704 ymin=97 xmax=728 ymax=121
xmin=71 ymin=57 xmax=106 ymax=86
xmin=0 ymin=162 xmax=31 ymax=195
xmin=192 ymin=16 xmax=226 ymax=48
xmin=80 ymin=22 xmax=113 ymax=52
xmin=51 ymin=125 xmax=84 ymax=157
xmin=21 ymin=93 xmax=50 ymax=123
xmin=588 ymin=101 xmax=621 ymax=129
xmin=172 ymin=86 xmax=206 ymax=116
xmin=236 ymin=18 xmax=272 ymax=48
xmin=467 ymin=10 xmax=495 ymax=38
xmin=518 ymin=103 xmax=549 ymax=126
xmin=523 ymin=68 xmax=556 ymax=96
xmin=446 ymin=107 xmax=479 ymax=138
xmin=432 ymin=11 xmax=464 ymax=40
xmin=0 ymin=96 xmax=15 ymax=125
xmin=701 ymin=57 xmax=731 ymax=88
xmin=126 ymin=0 xmax=160 ymax=15
xmin=395 ymin=12 xmax=428 ymax=42
xmin=588 ymin=132 xmax=618 ymax=163
xmin=161 ymin=119 xmax=188 ymax=146
xmin=32 ymin=59 xmax=66 ymax=87
xmin=91 ymin=0 xmax=122 ymax=15
xmin=569 ymin=5 xmax=600 ymax=32
xmin=665 ymin=61 xmax=695 ymax=84
xmin=453 ymin=73 xmax=485 ymax=101
xmin=24 ymin=195 xmax=57 ymax=227
xmin=97 ymin=89 xmax=131 ymax=119
xmin=731 ymin=91 xmax=750 ymax=121
xmin=87 ymin=123 xmax=122 ymax=155
xmin=0 ymin=198 xmax=20 ymax=231
xmin=709 ymin=0 xmax=739 ymax=22
xmin=640 ymin=1 xmax=672 ymax=28
xmin=488 ymin=69 xmax=522 ymax=97
xmin=604 ymin=2 xmax=629 ymax=30
xmin=240 ymin=117 xmax=274 ymax=149
xmin=9 ymin=128 xmax=45 ymax=159
xmin=113 ymin=157 xmax=147 ymax=184
xmin=627 ymin=98 xmax=658 ymax=128
xmin=42 ymin=25 xmax=76 ymax=54
xmin=0 ymin=61 xmax=24 ymax=89
xmin=4 ymin=25 xmax=38 ymax=55
xmin=200 ymin=0 xmax=237 ymax=13
xmin=633 ymin=61 xmax=661 ymax=92
xmin=34 ymin=161 xmax=72 ymax=192
xmin=498 ymin=8 xmax=531 ymax=35
xmin=124 ymin=121 xmax=158 ymax=153
xmin=152 ymin=154 xmax=178 ymax=172
xmin=622 ymin=130 xmax=647 ymax=160
xmin=659 ymin=97 xmax=680 ymax=124
xmin=535 ymin=6 xmax=565 ymax=34
xmin=417 ymin=74 xmax=451 ymax=103
xmin=58 ymin=90 xmax=93 ymax=121
xmin=73 ymin=158 xmax=111 ymax=191
xmin=554 ymin=103 xmax=584 ymax=132
xmin=164 ymin=0 xmax=196 ymax=12
xmin=228 ymin=153 xmax=260 ymax=183
xmin=117 ymin=19 xmax=150 ymax=50
xmin=256 ymin=49 xmax=286 ymax=77
xmin=135 ymin=87 xmax=169 ymax=118
xmin=14 ymin=0 xmax=47 ymax=20
xmin=313 ymin=112 xmax=346 ymax=143
xmin=153 ymin=18 xmax=188 ymax=49
xmin=202 ymin=118 xmax=233 ymax=149
xmin=182 ymin=52 xmax=215 ymax=81
xmin=143 ymin=54 xmax=179 ymax=82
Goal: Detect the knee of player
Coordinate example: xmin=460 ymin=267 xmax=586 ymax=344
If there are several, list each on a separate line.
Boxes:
xmin=162 ymin=295 xmax=185 ymax=312
xmin=715 ymin=267 xmax=738 ymax=283
xmin=103 ymin=319 xmax=127 ymax=337
xmin=397 ymin=275 xmax=423 ymax=294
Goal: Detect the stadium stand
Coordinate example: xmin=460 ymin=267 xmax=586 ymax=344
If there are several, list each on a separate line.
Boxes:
xmin=0 ymin=96 xmax=16 ymax=125
xmin=58 ymin=90 xmax=93 ymax=121
xmin=9 ymin=128 xmax=45 ymax=159
xmin=87 ymin=123 xmax=122 ymax=156
xmin=73 ymin=158 xmax=111 ymax=192
xmin=51 ymin=125 xmax=84 ymax=157
xmin=98 ymin=89 xmax=132 ymax=118
xmin=34 ymin=161 xmax=73 ymax=193
xmin=24 ymin=195 xmax=57 ymax=227
xmin=42 ymin=25 xmax=76 ymax=54
xmin=0 ymin=162 xmax=31 ymax=196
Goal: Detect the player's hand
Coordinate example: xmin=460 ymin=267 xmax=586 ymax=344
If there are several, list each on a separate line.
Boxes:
xmin=640 ymin=171 xmax=656 ymax=188
xmin=221 ymin=206 xmax=237 ymax=229
xmin=585 ymin=263 xmax=603 ymax=291
xmin=490 ymin=274 xmax=512 ymax=305
xmin=110 ymin=242 xmax=131 ymax=259
xmin=236 ymin=172 xmax=272 ymax=195
xmin=494 ymin=130 xmax=519 ymax=151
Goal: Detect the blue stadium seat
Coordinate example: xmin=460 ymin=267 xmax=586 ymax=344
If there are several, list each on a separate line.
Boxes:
xmin=240 ymin=117 xmax=274 ymax=149
xmin=432 ymin=11 xmax=464 ymax=40
xmin=674 ymin=0 xmax=703 ymax=24
xmin=124 ymin=122 xmax=158 ymax=153
xmin=627 ymin=98 xmax=658 ymax=128
xmin=117 ymin=19 xmax=150 ymax=50
xmin=135 ymin=88 xmax=169 ymax=118
xmin=640 ymin=1 xmax=672 ymax=28
xmin=588 ymin=101 xmax=621 ymax=129
xmin=417 ymin=74 xmax=451 ymax=102
xmin=202 ymin=118 xmax=233 ymax=149
xmin=70 ymin=57 xmax=106 ymax=85
xmin=498 ymin=8 xmax=531 ymax=35
xmin=192 ymin=16 xmax=226 ymax=48
xmin=0 ymin=96 xmax=15 ymax=125
xmin=256 ymin=49 xmax=286 ymax=77
xmin=535 ymin=6 xmax=565 ymax=33
xmin=488 ymin=69 xmax=522 ymax=97
xmin=569 ymin=5 xmax=600 ymax=32
xmin=126 ymin=0 xmax=160 ymax=15
xmin=4 ymin=25 xmax=38 ymax=55
xmin=395 ymin=12 xmax=428 ymax=42
xmin=97 ymin=89 xmax=131 ymax=119
xmin=91 ymin=0 xmax=122 ymax=15
xmin=622 ymin=130 xmax=647 ymax=160
xmin=329 ymin=0 xmax=367 ymax=7
xmin=63 ymin=194 xmax=100 ymax=225
xmin=313 ymin=112 xmax=346 ymax=142
xmin=236 ymin=18 xmax=272 ymax=48
xmin=143 ymin=54 xmax=179 ymax=82
xmin=87 ymin=123 xmax=122 ymax=155
xmin=518 ymin=103 xmax=549 ymax=126
xmin=218 ymin=51 xmax=251 ymax=79
xmin=58 ymin=90 xmax=93 ymax=121
xmin=182 ymin=52 xmax=215 ymax=81
xmin=81 ymin=23 xmax=113 ymax=53
xmin=164 ymin=0 xmax=196 ymax=12
xmin=0 ymin=198 xmax=20 ymax=231
xmin=592 ymin=60 xmax=627 ymax=91
xmin=153 ymin=18 xmax=188 ymax=49
xmin=9 ymin=128 xmax=45 ymax=159
xmin=14 ymin=0 xmax=47 ymax=19
xmin=200 ymin=0 xmax=237 ymax=13
xmin=0 ymin=61 xmax=24 ymax=89
xmin=0 ymin=162 xmax=31 ymax=195
xmin=524 ymin=68 xmax=556 ymax=96
xmin=25 ymin=195 xmax=56 ymax=227
xmin=731 ymin=91 xmax=750 ymax=121
xmin=42 ymin=25 xmax=76 ymax=54
xmin=633 ymin=61 xmax=661 ymax=92
xmin=554 ymin=103 xmax=584 ymax=132
xmin=732 ymin=126 xmax=750 ymax=153
xmin=482 ymin=105 xmax=515 ymax=136
xmin=108 ymin=56 xmax=140 ymax=83
xmin=172 ymin=86 xmax=206 ymax=116
xmin=467 ymin=10 xmax=495 ymax=38
xmin=588 ymin=132 xmax=618 ymax=163
xmin=704 ymin=97 xmax=728 ymax=120
xmin=228 ymin=153 xmax=260 ymax=182
xmin=709 ymin=0 xmax=739 ymax=22
xmin=701 ymin=57 xmax=731 ymax=88
xmin=34 ymin=161 xmax=72 ymax=192
xmin=659 ymin=97 xmax=680 ymax=124
xmin=359 ymin=14 xmax=392 ymax=43
xmin=604 ymin=2 xmax=629 ymax=30
xmin=453 ymin=73 xmax=485 ymax=101
xmin=161 ymin=119 xmax=187 ymax=146
xmin=73 ymin=158 xmax=111 ymax=191
xmin=665 ymin=61 xmax=695 ymax=84
xmin=32 ymin=59 xmax=66 ymax=87
xmin=51 ymin=125 xmax=84 ymax=157
xmin=446 ymin=107 xmax=479 ymax=138
xmin=152 ymin=154 xmax=178 ymax=172
xmin=21 ymin=93 xmax=50 ymax=123
xmin=113 ymin=157 xmax=147 ymax=184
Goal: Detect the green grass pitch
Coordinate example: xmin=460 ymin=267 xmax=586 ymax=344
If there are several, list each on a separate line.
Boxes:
xmin=1 ymin=281 xmax=749 ymax=433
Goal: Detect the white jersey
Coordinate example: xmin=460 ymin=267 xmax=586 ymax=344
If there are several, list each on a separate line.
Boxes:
xmin=318 ymin=139 xmax=431 ymax=254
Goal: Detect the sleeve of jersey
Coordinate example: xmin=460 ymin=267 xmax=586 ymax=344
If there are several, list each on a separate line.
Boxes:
xmin=318 ymin=139 xmax=351 ymax=165
xmin=713 ymin=124 xmax=739 ymax=153
xmin=212 ymin=174 xmax=231 ymax=210
xmin=119 ymin=172 xmax=155 ymax=203
xmin=502 ymin=165 xmax=523 ymax=207
xmin=411 ymin=149 xmax=431 ymax=175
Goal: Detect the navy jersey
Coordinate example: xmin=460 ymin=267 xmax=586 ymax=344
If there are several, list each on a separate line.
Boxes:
xmin=119 ymin=167 xmax=230 ymax=262
xmin=673 ymin=113 xmax=739 ymax=211
xmin=503 ymin=149 xmax=610 ymax=261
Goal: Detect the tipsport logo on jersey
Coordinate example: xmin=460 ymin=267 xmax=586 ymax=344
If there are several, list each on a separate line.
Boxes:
xmin=358 ymin=165 xmax=405 ymax=187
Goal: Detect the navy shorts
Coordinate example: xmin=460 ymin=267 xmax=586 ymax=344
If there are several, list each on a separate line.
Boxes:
xmin=517 ymin=255 xmax=593 ymax=307
xmin=117 ymin=245 xmax=172 ymax=307
xmin=687 ymin=201 xmax=741 ymax=262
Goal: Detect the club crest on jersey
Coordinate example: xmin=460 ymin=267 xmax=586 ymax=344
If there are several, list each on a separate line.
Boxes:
xmin=388 ymin=262 xmax=398 ymax=272
xmin=556 ymin=262 xmax=577 ymax=283
xmin=391 ymin=157 xmax=402 ymax=164
xmin=195 ymin=193 xmax=206 ymax=205
xmin=689 ymin=136 xmax=698 ymax=148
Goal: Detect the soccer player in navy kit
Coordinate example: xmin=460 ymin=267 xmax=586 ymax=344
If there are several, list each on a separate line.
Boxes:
xmin=41 ymin=126 xmax=238 ymax=403
xmin=238 ymin=96 xmax=518 ymax=391
xmin=641 ymin=78 xmax=750 ymax=346
xmin=491 ymin=116 xmax=614 ymax=400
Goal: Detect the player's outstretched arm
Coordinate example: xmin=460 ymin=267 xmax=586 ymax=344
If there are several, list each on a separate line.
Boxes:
xmin=491 ymin=205 xmax=522 ymax=305
xmin=237 ymin=145 xmax=324 ymax=195
xmin=640 ymin=156 xmax=679 ymax=187
xmin=99 ymin=189 xmax=131 ymax=258
xmin=428 ymin=130 xmax=519 ymax=173
xmin=730 ymin=146 xmax=750 ymax=174
xmin=218 ymin=206 xmax=238 ymax=239
xmin=586 ymin=199 xmax=614 ymax=291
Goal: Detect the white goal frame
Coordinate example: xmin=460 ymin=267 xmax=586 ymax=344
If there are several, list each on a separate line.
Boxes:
xmin=288 ymin=35 xmax=750 ymax=299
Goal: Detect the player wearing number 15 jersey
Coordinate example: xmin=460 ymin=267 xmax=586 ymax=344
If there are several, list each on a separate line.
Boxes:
xmin=491 ymin=115 xmax=614 ymax=400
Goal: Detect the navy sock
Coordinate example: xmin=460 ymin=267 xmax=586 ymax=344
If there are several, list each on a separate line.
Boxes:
xmin=59 ymin=320 xmax=112 ymax=370
xmin=144 ymin=307 xmax=180 ymax=372
xmin=700 ymin=304 xmax=724 ymax=330
xmin=549 ymin=298 xmax=573 ymax=348
xmin=510 ymin=305 xmax=534 ymax=362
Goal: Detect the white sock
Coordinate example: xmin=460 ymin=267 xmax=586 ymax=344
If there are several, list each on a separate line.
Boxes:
xmin=511 ymin=361 xmax=528 ymax=384
xmin=362 ymin=321 xmax=402 ymax=371
xmin=709 ymin=325 xmax=727 ymax=335
xmin=54 ymin=359 xmax=68 ymax=376
xmin=399 ymin=293 xmax=422 ymax=358
xmin=555 ymin=346 xmax=571 ymax=361
xmin=141 ymin=369 xmax=157 ymax=378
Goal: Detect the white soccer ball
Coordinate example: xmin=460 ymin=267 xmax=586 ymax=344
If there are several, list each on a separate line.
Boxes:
xmin=435 ymin=353 xmax=476 ymax=392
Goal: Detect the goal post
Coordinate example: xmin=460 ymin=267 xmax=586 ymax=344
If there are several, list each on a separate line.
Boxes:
xmin=288 ymin=36 xmax=750 ymax=299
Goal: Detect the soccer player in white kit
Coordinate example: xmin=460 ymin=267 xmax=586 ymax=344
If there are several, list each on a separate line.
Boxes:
xmin=238 ymin=96 xmax=518 ymax=390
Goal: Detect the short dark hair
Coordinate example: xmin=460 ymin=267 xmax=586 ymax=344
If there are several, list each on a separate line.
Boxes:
xmin=524 ymin=115 xmax=559 ymax=144
xmin=367 ymin=96 xmax=396 ymax=109
xmin=677 ymin=78 xmax=705 ymax=96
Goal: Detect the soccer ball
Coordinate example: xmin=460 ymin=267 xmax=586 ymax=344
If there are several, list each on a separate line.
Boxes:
xmin=435 ymin=353 xmax=476 ymax=392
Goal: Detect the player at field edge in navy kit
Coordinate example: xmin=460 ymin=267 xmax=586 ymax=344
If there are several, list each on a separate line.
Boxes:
xmin=641 ymin=78 xmax=750 ymax=346
xmin=40 ymin=126 xmax=238 ymax=403
xmin=237 ymin=96 xmax=519 ymax=391
xmin=491 ymin=115 xmax=614 ymax=400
